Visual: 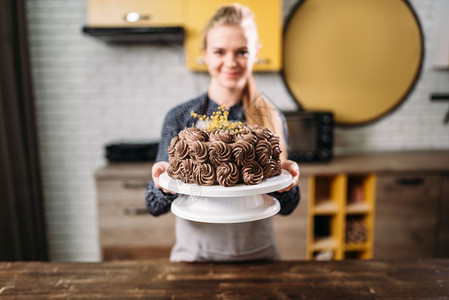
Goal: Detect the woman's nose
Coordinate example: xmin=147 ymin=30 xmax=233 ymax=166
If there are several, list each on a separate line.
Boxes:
xmin=224 ymin=53 xmax=237 ymax=67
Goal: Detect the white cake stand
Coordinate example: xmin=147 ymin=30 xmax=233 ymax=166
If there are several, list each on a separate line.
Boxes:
xmin=158 ymin=170 xmax=292 ymax=224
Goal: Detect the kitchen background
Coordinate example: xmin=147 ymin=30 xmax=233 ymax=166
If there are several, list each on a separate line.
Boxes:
xmin=25 ymin=0 xmax=449 ymax=261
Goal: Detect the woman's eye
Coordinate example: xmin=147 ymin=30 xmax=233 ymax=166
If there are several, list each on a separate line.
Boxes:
xmin=238 ymin=50 xmax=249 ymax=57
xmin=214 ymin=50 xmax=224 ymax=55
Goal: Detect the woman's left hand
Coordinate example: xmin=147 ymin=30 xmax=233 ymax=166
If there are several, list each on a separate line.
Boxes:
xmin=277 ymin=160 xmax=300 ymax=193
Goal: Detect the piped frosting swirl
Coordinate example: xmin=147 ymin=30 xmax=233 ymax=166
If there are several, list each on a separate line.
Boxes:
xmin=188 ymin=141 xmax=209 ymax=164
xmin=179 ymin=159 xmax=195 ymax=183
xmin=174 ymin=139 xmax=189 ymax=160
xmin=234 ymin=130 xmax=258 ymax=145
xmin=255 ymin=139 xmax=272 ymax=166
xmin=269 ymin=135 xmax=281 ymax=160
xmin=209 ymin=130 xmax=234 ymax=143
xmin=241 ymin=161 xmax=264 ymax=185
xmin=232 ymin=140 xmax=255 ymax=166
xmin=209 ymin=141 xmax=232 ymax=166
xmin=216 ymin=162 xmax=240 ymax=187
xmin=167 ymin=159 xmax=182 ymax=180
xmin=193 ymin=163 xmax=215 ymax=186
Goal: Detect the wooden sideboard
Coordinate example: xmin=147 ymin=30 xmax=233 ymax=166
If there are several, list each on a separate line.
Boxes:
xmin=95 ymin=151 xmax=449 ymax=260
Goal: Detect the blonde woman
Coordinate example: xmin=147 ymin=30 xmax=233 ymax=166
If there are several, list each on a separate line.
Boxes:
xmin=146 ymin=3 xmax=300 ymax=262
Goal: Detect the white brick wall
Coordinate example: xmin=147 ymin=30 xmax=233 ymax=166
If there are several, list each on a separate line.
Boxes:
xmin=26 ymin=0 xmax=449 ymax=261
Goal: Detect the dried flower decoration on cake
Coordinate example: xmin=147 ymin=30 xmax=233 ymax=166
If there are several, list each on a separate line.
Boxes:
xmin=190 ymin=105 xmax=243 ymax=132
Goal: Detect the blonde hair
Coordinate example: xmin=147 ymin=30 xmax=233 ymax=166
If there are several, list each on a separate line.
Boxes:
xmin=203 ymin=3 xmax=287 ymax=161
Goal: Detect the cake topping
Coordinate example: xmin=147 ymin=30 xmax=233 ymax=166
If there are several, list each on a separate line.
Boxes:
xmin=262 ymin=159 xmax=276 ymax=179
xmin=241 ymin=161 xmax=264 ymax=185
xmin=272 ymin=159 xmax=282 ymax=176
xmin=234 ymin=129 xmax=258 ymax=145
xmin=232 ymin=140 xmax=256 ymax=166
xmin=193 ymin=163 xmax=216 ymax=186
xmin=209 ymin=141 xmax=232 ymax=166
xmin=255 ymin=139 xmax=272 ymax=166
xmin=188 ymin=140 xmax=209 ymax=164
xmin=191 ymin=104 xmax=243 ymax=132
xmin=168 ymin=136 xmax=180 ymax=157
xmin=167 ymin=159 xmax=182 ymax=180
xmin=216 ymin=162 xmax=240 ymax=187
xmin=179 ymin=159 xmax=195 ymax=183
xmin=183 ymin=127 xmax=209 ymax=143
xmin=209 ymin=130 xmax=234 ymax=143
xmin=168 ymin=106 xmax=283 ymax=187
xmin=252 ymin=125 xmax=272 ymax=140
xmin=174 ymin=139 xmax=190 ymax=160
xmin=269 ymin=135 xmax=281 ymax=160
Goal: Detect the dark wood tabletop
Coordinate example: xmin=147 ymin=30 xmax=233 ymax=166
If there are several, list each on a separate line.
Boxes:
xmin=1 ymin=259 xmax=448 ymax=299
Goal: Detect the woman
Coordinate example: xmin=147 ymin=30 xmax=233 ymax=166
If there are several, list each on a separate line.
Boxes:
xmin=145 ymin=3 xmax=300 ymax=262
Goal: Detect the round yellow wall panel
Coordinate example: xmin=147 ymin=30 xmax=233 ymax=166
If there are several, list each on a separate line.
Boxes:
xmin=283 ymin=0 xmax=423 ymax=125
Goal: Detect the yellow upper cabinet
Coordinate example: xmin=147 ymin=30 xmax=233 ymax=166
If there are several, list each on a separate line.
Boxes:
xmin=184 ymin=0 xmax=282 ymax=71
xmin=87 ymin=0 xmax=184 ymax=27
xmin=86 ymin=0 xmax=282 ymax=71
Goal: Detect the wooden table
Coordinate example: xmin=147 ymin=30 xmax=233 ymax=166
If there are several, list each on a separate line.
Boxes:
xmin=1 ymin=259 xmax=448 ymax=299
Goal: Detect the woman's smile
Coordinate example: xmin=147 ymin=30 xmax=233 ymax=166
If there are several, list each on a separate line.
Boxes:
xmin=221 ymin=70 xmax=241 ymax=79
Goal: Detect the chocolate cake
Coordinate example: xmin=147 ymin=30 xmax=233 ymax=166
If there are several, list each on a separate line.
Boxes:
xmin=167 ymin=125 xmax=282 ymax=187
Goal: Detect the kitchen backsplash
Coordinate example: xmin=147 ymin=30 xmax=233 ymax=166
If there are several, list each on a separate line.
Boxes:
xmin=26 ymin=0 xmax=449 ymax=261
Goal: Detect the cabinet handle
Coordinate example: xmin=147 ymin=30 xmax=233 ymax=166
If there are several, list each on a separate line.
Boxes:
xmin=123 ymin=181 xmax=147 ymax=189
xmin=124 ymin=12 xmax=150 ymax=23
xmin=396 ymin=178 xmax=424 ymax=186
xmin=195 ymin=57 xmax=205 ymax=65
xmin=123 ymin=207 xmax=148 ymax=216
xmin=256 ymin=58 xmax=270 ymax=65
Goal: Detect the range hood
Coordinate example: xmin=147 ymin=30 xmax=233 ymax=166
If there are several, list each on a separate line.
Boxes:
xmin=82 ymin=26 xmax=184 ymax=43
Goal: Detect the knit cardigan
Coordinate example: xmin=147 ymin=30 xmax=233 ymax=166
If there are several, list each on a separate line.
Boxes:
xmin=145 ymin=93 xmax=300 ymax=216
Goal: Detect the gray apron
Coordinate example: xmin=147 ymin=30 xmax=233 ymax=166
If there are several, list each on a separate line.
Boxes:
xmin=170 ymin=216 xmax=280 ymax=262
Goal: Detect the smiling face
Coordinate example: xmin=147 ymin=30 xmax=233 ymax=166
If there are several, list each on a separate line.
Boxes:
xmin=203 ymin=24 xmax=259 ymax=92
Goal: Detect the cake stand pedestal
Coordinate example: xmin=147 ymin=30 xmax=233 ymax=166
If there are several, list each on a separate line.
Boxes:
xmin=158 ymin=170 xmax=292 ymax=224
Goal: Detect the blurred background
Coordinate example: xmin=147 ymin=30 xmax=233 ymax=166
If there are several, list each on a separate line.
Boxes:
xmin=1 ymin=0 xmax=448 ymax=262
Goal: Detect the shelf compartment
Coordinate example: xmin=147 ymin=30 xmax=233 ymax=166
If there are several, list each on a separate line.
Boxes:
xmin=344 ymin=251 xmax=367 ymax=259
xmin=313 ymin=250 xmax=335 ymax=260
xmin=313 ymin=237 xmax=338 ymax=251
xmin=345 ymin=215 xmax=369 ymax=245
xmin=345 ymin=242 xmax=370 ymax=251
xmin=346 ymin=174 xmax=376 ymax=206
xmin=346 ymin=202 xmax=370 ymax=214
xmin=314 ymin=176 xmax=345 ymax=204
xmin=312 ymin=215 xmax=342 ymax=256
xmin=313 ymin=201 xmax=338 ymax=215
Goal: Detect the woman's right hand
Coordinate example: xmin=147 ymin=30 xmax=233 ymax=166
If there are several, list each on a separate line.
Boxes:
xmin=152 ymin=161 xmax=175 ymax=194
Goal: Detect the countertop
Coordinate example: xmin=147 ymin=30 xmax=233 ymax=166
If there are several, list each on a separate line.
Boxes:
xmin=1 ymin=259 xmax=448 ymax=298
xmin=95 ymin=151 xmax=449 ymax=179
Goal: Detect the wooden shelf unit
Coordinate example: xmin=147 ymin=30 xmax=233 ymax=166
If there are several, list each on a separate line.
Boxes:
xmin=307 ymin=173 xmax=376 ymax=260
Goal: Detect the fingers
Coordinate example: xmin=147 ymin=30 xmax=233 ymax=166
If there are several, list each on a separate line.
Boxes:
xmin=277 ymin=183 xmax=294 ymax=193
xmin=277 ymin=160 xmax=300 ymax=193
xmin=152 ymin=162 xmax=168 ymax=178
xmin=151 ymin=162 xmax=175 ymax=194
xmin=162 ymin=188 xmax=175 ymax=194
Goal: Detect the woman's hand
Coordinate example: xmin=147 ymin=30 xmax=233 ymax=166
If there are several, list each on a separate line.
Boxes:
xmin=152 ymin=161 xmax=175 ymax=194
xmin=277 ymin=160 xmax=300 ymax=193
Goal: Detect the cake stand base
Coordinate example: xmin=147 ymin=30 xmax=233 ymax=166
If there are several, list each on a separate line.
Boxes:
xmin=171 ymin=194 xmax=280 ymax=224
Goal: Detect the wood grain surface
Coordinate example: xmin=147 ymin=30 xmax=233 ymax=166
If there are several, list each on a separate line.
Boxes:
xmin=1 ymin=259 xmax=448 ymax=299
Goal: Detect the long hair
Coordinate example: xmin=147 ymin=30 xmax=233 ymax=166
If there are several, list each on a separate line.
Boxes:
xmin=202 ymin=4 xmax=287 ymax=161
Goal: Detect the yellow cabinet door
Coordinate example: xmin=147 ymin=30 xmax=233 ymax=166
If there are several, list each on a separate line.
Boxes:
xmin=184 ymin=0 xmax=282 ymax=71
xmin=87 ymin=0 xmax=184 ymax=27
